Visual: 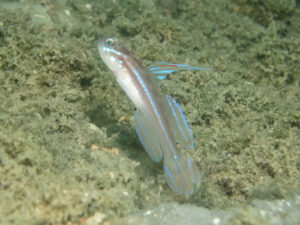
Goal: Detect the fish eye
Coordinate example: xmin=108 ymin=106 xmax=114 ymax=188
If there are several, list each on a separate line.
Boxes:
xmin=106 ymin=38 xmax=115 ymax=47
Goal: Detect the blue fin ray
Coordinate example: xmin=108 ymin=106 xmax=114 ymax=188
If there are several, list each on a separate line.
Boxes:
xmin=164 ymin=154 xmax=200 ymax=196
xmin=165 ymin=95 xmax=194 ymax=149
xmin=134 ymin=111 xmax=163 ymax=162
xmin=148 ymin=62 xmax=213 ymax=80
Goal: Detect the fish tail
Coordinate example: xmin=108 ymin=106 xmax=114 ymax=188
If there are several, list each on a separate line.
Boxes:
xmin=163 ymin=153 xmax=201 ymax=196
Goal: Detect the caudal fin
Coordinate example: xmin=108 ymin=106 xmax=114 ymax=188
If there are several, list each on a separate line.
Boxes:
xmin=164 ymin=154 xmax=200 ymax=196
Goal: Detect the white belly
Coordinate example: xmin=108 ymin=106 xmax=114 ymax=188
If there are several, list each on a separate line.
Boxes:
xmin=116 ymin=73 xmax=144 ymax=109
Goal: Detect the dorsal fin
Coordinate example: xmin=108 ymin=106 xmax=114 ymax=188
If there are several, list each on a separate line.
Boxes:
xmin=148 ymin=62 xmax=213 ymax=80
xmin=163 ymin=95 xmax=194 ymax=150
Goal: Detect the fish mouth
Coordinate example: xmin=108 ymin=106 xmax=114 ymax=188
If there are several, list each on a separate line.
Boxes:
xmin=97 ymin=38 xmax=106 ymax=50
xmin=97 ymin=38 xmax=109 ymax=58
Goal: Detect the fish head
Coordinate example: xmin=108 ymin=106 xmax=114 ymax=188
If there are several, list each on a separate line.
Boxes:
xmin=97 ymin=37 xmax=131 ymax=73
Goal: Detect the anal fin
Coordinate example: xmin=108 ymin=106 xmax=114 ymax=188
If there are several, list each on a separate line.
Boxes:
xmin=134 ymin=111 xmax=163 ymax=162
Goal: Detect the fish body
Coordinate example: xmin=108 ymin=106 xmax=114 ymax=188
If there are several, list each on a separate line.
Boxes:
xmin=97 ymin=38 xmax=210 ymax=196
